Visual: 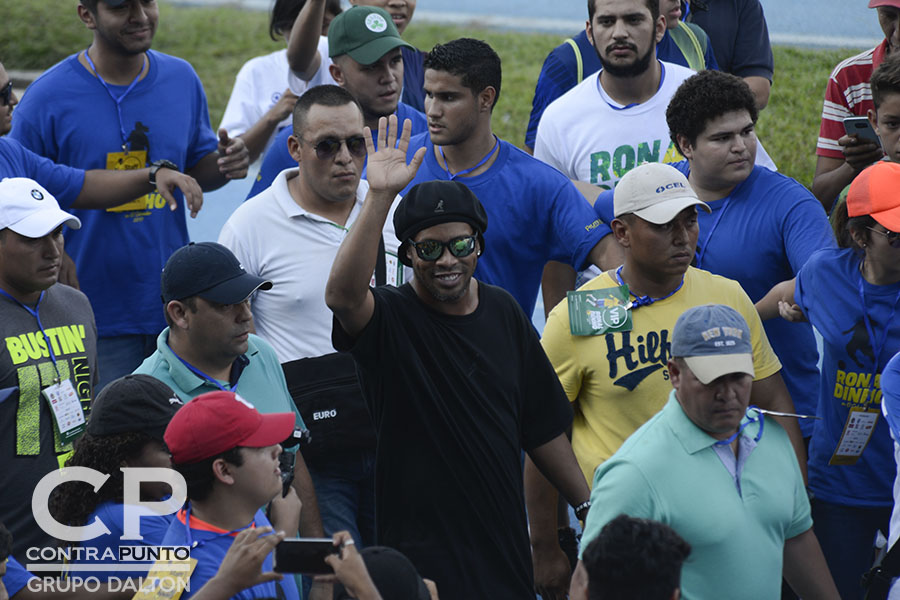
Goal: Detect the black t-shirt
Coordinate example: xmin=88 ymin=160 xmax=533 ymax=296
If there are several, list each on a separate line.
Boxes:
xmin=333 ymin=281 xmax=572 ymax=600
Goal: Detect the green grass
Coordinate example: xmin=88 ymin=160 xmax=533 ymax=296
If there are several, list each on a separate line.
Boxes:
xmin=0 ymin=0 xmax=868 ymax=187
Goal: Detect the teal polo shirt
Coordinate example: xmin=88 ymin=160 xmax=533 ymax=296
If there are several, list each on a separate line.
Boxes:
xmin=134 ymin=328 xmax=305 ymax=431
xmin=581 ymin=391 xmax=811 ymax=600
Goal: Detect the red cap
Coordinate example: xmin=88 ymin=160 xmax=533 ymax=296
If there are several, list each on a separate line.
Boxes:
xmin=847 ymin=161 xmax=900 ymax=232
xmin=869 ymin=1 xmax=900 ymax=8
xmin=164 ymin=391 xmax=296 ymax=464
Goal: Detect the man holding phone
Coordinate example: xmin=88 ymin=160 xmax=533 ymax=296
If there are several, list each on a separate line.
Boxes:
xmin=161 ymin=391 xmax=302 ymax=600
xmin=811 ymin=0 xmax=899 ymax=210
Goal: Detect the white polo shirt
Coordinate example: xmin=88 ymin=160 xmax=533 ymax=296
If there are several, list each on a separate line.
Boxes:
xmin=218 ymin=167 xmax=404 ymax=363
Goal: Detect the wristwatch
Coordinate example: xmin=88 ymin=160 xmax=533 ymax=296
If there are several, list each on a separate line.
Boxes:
xmin=148 ymin=159 xmax=179 ymax=186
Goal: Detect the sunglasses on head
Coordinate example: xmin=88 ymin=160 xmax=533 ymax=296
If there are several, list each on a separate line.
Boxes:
xmin=408 ymin=235 xmax=478 ymax=261
xmin=302 ymin=135 xmax=367 ymax=160
xmin=1 ymin=81 xmax=12 ymax=106
xmin=867 ymin=226 xmax=900 ymax=248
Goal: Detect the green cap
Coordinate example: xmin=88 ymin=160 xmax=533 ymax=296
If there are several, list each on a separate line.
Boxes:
xmin=328 ymin=6 xmax=414 ymax=65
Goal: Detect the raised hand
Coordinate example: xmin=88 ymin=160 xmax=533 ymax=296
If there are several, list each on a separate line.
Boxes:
xmin=363 ymin=114 xmax=426 ymax=197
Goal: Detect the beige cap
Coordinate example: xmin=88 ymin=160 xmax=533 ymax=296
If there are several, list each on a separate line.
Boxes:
xmin=613 ymin=163 xmax=710 ymax=224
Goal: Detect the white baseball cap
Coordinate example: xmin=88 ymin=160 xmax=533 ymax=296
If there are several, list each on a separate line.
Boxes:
xmin=0 ymin=178 xmax=81 ymax=237
xmin=614 ymin=163 xmax=710 ymax=224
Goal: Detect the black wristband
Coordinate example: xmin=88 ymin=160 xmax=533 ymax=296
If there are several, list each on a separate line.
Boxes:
xmin=574 ymin=500 xmax=591 ymax=522
xmin=149 ymin=159 xmax=178 ymax=186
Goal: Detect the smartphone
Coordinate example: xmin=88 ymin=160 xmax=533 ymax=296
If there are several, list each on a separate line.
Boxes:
xmin=843 ymin=116 xmax=882 ymax=148
xmin=274 ymin=538 xmax=338 ymax=574
xmin=278 ymin=450 xmax=295 ymax=498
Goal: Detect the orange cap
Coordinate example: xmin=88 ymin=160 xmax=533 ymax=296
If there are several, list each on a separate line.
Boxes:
xmin=847 ymin=161 xmax=900 ymax=232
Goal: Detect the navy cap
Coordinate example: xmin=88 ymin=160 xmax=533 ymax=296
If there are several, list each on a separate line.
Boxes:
xmin=161 ymin=242 xmax=273 ymax=304
xmin=671 ymin=304 xmax=755 ymax=384
xmin=394 ymin=181 xmax=488 ymax=267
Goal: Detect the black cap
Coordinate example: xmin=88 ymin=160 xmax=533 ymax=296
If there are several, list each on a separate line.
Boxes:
xmin=86 ymin=375 xmax=184 ymax=440
xmin=393 ymin=181 xmax=488 ymax=267
xmin=333 ymin=546 xmax=430 ymax=600
xmin=161 ymin=242 xmax=273 ymax=304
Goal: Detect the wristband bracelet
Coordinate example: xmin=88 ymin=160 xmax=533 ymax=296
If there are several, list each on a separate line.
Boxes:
xmin=574 ymin=500 xmax=591 ymax=522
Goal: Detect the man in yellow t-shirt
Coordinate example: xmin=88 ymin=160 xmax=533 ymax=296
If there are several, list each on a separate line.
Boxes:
xmin=526 ymin=163 xmax=802 ymax=592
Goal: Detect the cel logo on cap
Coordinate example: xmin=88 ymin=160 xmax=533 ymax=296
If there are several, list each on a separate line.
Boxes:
xmin=365 ymin=13 xmax=388 ymax=32
xmin=31 ymin=189 xmax=44 ymax=200
xmin=656 ymin=182 xmax=686 ymax=193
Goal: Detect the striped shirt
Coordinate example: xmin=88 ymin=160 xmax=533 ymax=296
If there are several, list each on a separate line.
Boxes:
xmin=817 ymin=40 xmax=889 ymax=158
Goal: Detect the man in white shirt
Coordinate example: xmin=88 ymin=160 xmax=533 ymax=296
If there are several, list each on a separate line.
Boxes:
xmin=219 ymin=85 xmax=401 ymax=548
xmin=534 ymin=0 xmax=695 ymax=191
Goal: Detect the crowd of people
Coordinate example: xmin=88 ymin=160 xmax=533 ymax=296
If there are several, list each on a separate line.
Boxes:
xmin=3 ymin=0 xmax=900 ymax=598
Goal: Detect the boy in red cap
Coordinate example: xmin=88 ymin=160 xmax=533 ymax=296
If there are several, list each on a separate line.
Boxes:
xmin=160 ymin=391 xmax=301 ymax=600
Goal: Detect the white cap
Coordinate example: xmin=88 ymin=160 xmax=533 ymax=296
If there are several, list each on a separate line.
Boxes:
xmin=0 ymin=178 xmax=81 ymax=237
xmin=613 ymin=163 xmax=710 ymax=224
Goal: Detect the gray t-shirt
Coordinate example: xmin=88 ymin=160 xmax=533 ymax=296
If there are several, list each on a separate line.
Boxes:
xmin=0 ymin=283 xmax=97 ymax=560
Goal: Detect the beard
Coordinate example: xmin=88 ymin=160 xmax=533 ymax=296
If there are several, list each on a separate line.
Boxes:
xmin=597 ymin=41 xmax=655 ymax=78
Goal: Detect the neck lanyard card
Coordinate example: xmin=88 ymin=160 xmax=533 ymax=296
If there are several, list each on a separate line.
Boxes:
xmin=567 ymin=285 xmax=633 ymax=336
xmin=83 ymin=50 xmax=153 ymax=214
xmin=829 ymin=406 xmax=880 ymax=466
xmin=42 ymin=380 xmax=86 ymax=445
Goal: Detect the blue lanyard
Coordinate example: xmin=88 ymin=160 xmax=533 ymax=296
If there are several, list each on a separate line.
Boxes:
xmin=694 ymin=197 xmax=731 ymax=269
xmin=857 ymin=274 xmax=900 ymax=401
xmin=598 ymin=61 xmax=666 ymax=110
xmin=713 ymin=406 xmax=764 ymax=446
xmin=0 ymin=288 xmax=62 ymax=382
xmin=614 ymin=265 xmax=684 ymax=309
xmin=83 ymin=49 xmax=146 ymax=149
xmin=183 ymin=504 xmax=255 ymax=549
xmin=439 ymin=136 xmax=499 ymax=180
xmin=169 ymin=348 xmax=240 ymax=392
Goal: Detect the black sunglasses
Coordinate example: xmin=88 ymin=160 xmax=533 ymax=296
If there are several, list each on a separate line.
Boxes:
xmin=867 ymin=226 xmax=900 ymax=248
xmin=301 ymin=135 xmax=367 ymax=160
xmin=1 ymin=81 xmax=12 ymax=106
xmin=408 ymin=235 xmax=477 ymax=261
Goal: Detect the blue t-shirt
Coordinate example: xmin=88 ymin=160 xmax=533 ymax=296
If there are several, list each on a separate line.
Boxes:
xmin=0 ymin=555 xmax=35 ymax=598
xmin=402 ymin=133 xmax=609 ymax=318
xmin=594 ymin=163 xmax=836 ymax=436
xmin=796 ymin=247 xmax=900 ymax=507
xmin=69 ymin=501 xmax=174 ymax=582
xmin=9 ymin=50 xmax=219 ymax=338
xmin=0 ymin=137 xmax=84 ymax=207
xmin=2 ymin=557 xmax=35 ymax=598
xmin=246 ymin=102 xmax=427 ymax=200
xmin=524 ymin=27 xmax=718 ymax=149
xmin=882 ymin=351 xmax=900 ymax=441
xmin=688 ymin=0 xmax=773 ymax=80
xmin=400 ymin=46 xmax=426 ymax=112
xmin=161 ymin=508 xmax=299 ymax=600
